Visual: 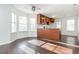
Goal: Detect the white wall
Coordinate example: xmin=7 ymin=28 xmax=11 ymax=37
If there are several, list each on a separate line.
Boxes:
xmin=0 ymin=5 xmax=11 ymax=45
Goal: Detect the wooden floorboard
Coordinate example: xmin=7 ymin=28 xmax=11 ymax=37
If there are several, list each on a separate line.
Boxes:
xmin=0 ymin=35 xmax=79 ymax=54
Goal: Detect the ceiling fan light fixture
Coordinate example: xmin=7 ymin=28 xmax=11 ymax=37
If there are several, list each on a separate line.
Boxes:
xmin=32 ymin=6 xmax=36 ymax=12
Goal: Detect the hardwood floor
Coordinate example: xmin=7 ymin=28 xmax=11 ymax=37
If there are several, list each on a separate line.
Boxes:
xmin=0 ymin=35 xmax=79 ymax=54
xmin=61 ymin=35 xmax=79 ymax=46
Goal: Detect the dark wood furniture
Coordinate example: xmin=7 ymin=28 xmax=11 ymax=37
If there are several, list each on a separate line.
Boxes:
xmin=37 ymin=29 xmax=61 ymax=41
xmin=37 ymin=14 xmax=55 ymax=25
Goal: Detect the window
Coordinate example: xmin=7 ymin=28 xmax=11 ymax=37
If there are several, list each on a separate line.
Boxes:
xmin=11 ymin=12 xmax=17 ymax=32
xmin=19 ymin=16 xmax=27 ymax=31
xmin=30 ymin=18 xmax=36 ymax=31
xmin=56 ymin=22 xmax=61 ymax=28
xmin=67 ymin=20 xmax=75 ymax=31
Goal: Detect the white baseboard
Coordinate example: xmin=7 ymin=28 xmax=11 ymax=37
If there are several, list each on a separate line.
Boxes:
xmin=0 ymin=36 xmax=37 ymax=45
xmin=0 ymin=41 xmax=12 ymax=45
xmin=0 ymin=38 xmax=18 ymax=45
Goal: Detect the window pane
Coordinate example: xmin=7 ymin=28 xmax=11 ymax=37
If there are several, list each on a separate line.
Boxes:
xmin=11 ymin=12 xmax=17 ymax=32
xmin=56 ymin=22 xmax=61 ymax=28
xmin=19 ymin=16 xmax=27 ymax=24
xmin=11 ymin=12 xmax=16 ymax=23
xmin=19 ymin=24 xmax=27 ymax=31
xmin=67 ymin=20 xmax=75 ymax=31
xmin=18 ymin=16 xmax=27 ymax=31
xmin=30 ymin=18 xmax=36 ymax=31
xmin=12 ymin=23 xmax=16 ymax=32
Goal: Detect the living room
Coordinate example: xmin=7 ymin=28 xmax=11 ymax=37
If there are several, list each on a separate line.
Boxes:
xmin=0 ymin=4 xmax=79 ymax=54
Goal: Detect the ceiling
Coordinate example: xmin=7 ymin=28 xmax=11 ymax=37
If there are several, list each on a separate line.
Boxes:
xmin=14 ymin=4 xmax=79 ymax=19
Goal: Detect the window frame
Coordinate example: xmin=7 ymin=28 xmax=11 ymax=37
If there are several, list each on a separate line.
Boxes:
xmin=29 ymin=18 xmax=37 ymax=31
xmin=18 ymin=16 xmax=27 ymax=31
xmin=66 ymin=19 xmax=75 ymax=31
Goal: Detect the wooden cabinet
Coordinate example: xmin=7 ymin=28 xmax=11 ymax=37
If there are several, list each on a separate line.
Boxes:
xmin=37 ymin=29 xmax=61 ymax=41
xmin=37 ymin=14 xmax=55 ymax=25
xmin=50 ymin=18 xmax=54 ymax=23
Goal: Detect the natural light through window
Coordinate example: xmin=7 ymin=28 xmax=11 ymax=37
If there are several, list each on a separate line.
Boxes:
xmin=67 ymin=20 xmax=75 ymax=31
xmin=19 ymin=16 xmax=27 ymax=31
xmin=30 ymin=18 xmax=36 ymax=31
xmin=11 ymin=12 xmax=17 ymax=32
xmin=56 ymin=22 xmax=61 ymax=29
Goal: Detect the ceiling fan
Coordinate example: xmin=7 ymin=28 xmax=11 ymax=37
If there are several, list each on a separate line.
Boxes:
xmin=29 ymin=4 xmax=41 ymax=12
